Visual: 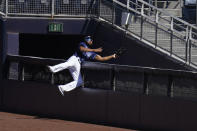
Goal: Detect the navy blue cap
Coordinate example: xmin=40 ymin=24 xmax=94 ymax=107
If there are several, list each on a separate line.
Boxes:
xmin=85 ymin=36 xmax=92 ymax=42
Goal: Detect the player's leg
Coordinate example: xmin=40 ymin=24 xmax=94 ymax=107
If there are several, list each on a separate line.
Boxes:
xmin=69 ymin=59 xmax=83 ymax=86
xmin=58 ymin=57 xmax=83 ymax=94
xmin=47 ymin=55 xmax=75 ymax=73
xmin=59 ymin=73 xmax=83 ymax=92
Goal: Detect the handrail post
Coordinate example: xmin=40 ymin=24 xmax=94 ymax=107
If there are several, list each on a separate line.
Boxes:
xmin=125 ymin=0 xmax=130 ymax=30
xmin=5 ymin=0 xmax=8 ymax=17
xmin=127 ymin=0 xmax=130 ymax=9
xmin=51 ymin=0 xmax=55 ymax=18
xmin=148 ymin=0 xmax=152 ymax=16
xmin=156 ymin=11 xmax=159 ymax=24
xmin=188 ymin=27 xmax=192 ymax=64
xmin=155 ymin=0 xmax=157 ymax=7
xmin=189 ymin=27 xmax=192 ymax=40
xmin=155 ymin=10 xmax=159 ymax=47
xmin=140 ymin=3 xmax=144 ymax=40
xmin=186 ymin=25 xmax=189 ymax=40
xmin=170 ymin=17 xmax=174 ymax=55
xmin=141 ymin=3 xmax=144 ymax=16
xmin=185 ymin=26 xmax=191 ymax=64
xmin=186 ymin=25 xmax=189 ymax=62
xmin=188 ymin=38 xmax=191 ymax=64
xmin=170 ymin=17 xmax=174 ymax=31
xmin=112 ymin=0 xmax=115 ymax=25
xmin=135 ymin=0 xmax=138 ymax=10
xmin=98 ymin=0 xmax=101 ymax=18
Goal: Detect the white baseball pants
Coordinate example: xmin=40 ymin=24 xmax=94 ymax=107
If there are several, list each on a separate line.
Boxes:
xmin=49 ymin=55 xmax=83 ymax=92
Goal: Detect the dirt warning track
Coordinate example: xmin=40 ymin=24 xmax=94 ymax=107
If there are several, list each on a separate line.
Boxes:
xmin=0 ymin=111 xmax=136 ymax=131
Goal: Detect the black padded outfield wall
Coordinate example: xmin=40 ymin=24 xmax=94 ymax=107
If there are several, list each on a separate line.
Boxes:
xmin=0 ymin=19 xmax=6 ymax=107
xmin=0 ymin=19 xmax=3 ymax=78
xmin=0 ymin=19 xmax=2 ymax=107
xmin=4 ymin=55 xmax=197 ymax=131
xmin=2 ymin=79 xmax=197 ymax=131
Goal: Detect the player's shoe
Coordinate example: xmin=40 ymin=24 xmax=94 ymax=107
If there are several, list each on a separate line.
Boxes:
xmin=46 ymin=65 xmax=54 ymax=73
xmin=58 ymin=86 xmax=64 ymax=96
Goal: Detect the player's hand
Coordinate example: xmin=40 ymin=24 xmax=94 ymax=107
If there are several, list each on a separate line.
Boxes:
xmin=94 ymin=47 xmax=103 ymax=52
xmin=112 ymin=54 xmax=117 ymax=59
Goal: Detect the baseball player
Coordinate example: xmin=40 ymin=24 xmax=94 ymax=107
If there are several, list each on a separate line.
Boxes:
xmin=47 ymin=36 xmax=116 ymax=95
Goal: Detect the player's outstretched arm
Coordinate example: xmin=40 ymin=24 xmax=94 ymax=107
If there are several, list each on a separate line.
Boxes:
xmin=95 ymin=54 xmax=116 ymax=61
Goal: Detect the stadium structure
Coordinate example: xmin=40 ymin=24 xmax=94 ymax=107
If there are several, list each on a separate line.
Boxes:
xmin=0 ymin=0 xmax=197 ymax=130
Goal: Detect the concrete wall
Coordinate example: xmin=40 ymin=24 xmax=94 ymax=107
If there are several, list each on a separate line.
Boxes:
xmin=5 ymin=18 xmax=93 ymax=34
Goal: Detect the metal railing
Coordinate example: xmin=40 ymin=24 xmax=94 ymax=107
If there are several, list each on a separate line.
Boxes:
xmin=0 ymin=0 xmax=5 ymax=16
xmin=0 ymin=0 xmax=197 ymax=69
xmin=5 ymin=55 xmax=197 ymax=101
xmin=0 ymin=0 xmax=99 ymax=17
xmin=99 ymin=0 xmax=197 ymax=69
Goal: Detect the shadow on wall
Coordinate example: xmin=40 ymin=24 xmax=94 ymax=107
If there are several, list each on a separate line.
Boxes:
xmin=92 ymin=22 xmax=190 ymax=71
xmin=19 ymin=34 xmax=85 ymax=60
